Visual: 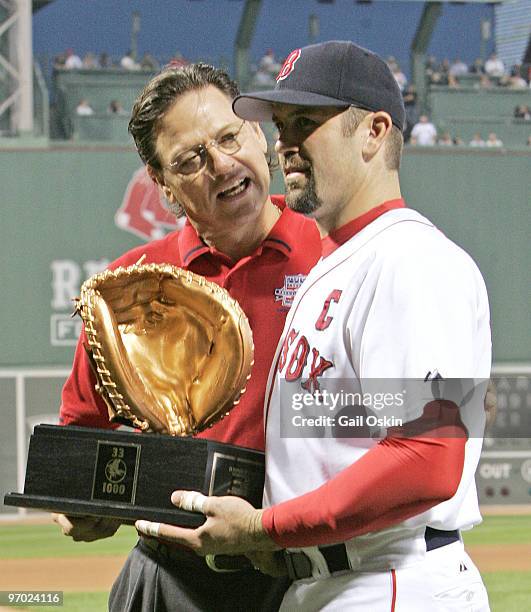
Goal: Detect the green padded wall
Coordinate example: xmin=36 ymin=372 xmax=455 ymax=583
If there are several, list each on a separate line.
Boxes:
xmin=1 ymin=146 xmax=529 ymax=367
xmin=429 ymin=86 xmax=531 ymax=120
xmin=71 ymin=114 xmax=132 ymax=143
xmin=400 ymin=147 xmax=530 ymax=364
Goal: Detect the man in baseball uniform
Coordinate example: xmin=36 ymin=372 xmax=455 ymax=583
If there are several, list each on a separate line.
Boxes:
xmin=138 ymin=42 xmax=492 ymax=611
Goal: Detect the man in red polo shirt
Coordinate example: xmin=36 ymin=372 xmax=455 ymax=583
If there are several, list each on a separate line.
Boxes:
xmin=54 ymin=63 xmax=321 ymax=611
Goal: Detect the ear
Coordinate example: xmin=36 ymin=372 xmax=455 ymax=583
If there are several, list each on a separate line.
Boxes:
xmin=248 ymin=121 xmax=268 ymax=153
xmin=147 ymin=164 xmax=177 ymax=204
xmin=362 ymin=112 xmax=393 ymax=162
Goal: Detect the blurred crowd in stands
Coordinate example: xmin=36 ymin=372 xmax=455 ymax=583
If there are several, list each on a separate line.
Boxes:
xmin=249 ymin=50 xmax=531 ymax=92
xmin=55 ymin=46 xmax=531 ymax=148
xmin=75 ymin=99 xmax=128 ymax=116
xmin=425 ymin=53 xmax=530 ymax=90
xmin=397 ymin=54 xmax=530 ymax=148
xmin=408 ymin=111 xmax=531 ymax=149
xmin=408 ymin=114 xmax=507 ymax=148
xmin=53 ymin=48 xmax=191 ymax=72
xmin=54 ymin=47 xmax=531 ymax=87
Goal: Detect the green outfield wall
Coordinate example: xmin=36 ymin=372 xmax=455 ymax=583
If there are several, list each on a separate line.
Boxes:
xmin=1 ymin=145 xmax=529 ymax=367
xmin=400 ymin=147 xmax=530 ymax=365
xmin=429 ymin=86 xmax=531 ymax=120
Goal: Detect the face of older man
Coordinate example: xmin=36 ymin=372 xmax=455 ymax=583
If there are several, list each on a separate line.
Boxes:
xmin=154 ymin=85 xmax=271 ymax=242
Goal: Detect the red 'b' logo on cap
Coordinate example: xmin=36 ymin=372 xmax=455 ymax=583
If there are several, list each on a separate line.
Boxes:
xmin=276 ymin=49 xmax=301 ymax=82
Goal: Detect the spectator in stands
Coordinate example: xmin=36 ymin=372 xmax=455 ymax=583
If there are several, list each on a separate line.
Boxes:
xmin=402 ymin=84 xmax=418 ymax=142
xmin=386 ymin=55 xmax=398 ymax=69
xmin=469 ymin=133 xmax=485 ymax=147
xmin=53 ymin=53 xmax=66 ymax=70
xmin=425 ymin=55 xmax=439 ymax=83
xmin=410 ymin=114 xmax=437 ymax=146
xmin=140 ymin=53 xmax=160 ymax=71
xmin=99 ymin=52 xmax=111 ymax=68
xmin=251 ymin=67 xmax=276 ymax=88
xmin=428 ymin=58 xmax=450 ymax=86
xmin=402 ymin=84 xmax=417 ymax=108
xmin=168 ymin=52 xmax=188 ymax=68
xmin=64 ymin=48 xmax=82 ymax=70
xmin=527 ymin=135 xmax=531 ymax=147
xmin=408 ymin=135 xmax=418 ymax=146
xmin=453 ymin=136 xmax=465 ymax=146
xmin=476 ymin=74 xmax=493 ymax=90
xmin=449 ymin=58 xmax=468 ymax=78
xmin=391 ymin=63 xmax=407 ymax=92
xmin=437 ymin=132 xmax=454 ymax=146
xmin=258 ymin=49 xmax=281 ymax=74
xmin=82 ymin=53 xmax=98 ymax=70
xmin=447 ymin=73 xmax=459 ymax=89
xmin=514 ymin=104 xmax=531 ymax=120
xmin=120 ymin=50 xmax=141 ymax=71
xmin=486 ymin=132 xmax=503 ymax=147
xmin=108 ymin=100 xmax=128 ymax=115
xmin=469 ymin=58 xmax=484 ymax=74
xmin=504 ymin=66 xmax=527 ymax=89
xmin=439 ymin=58 xmax=451 ymax=81
xmin=75 ymin=99 xmax=94 ymax=116
xmin=484 ymin=53 xmax=505 ymax=78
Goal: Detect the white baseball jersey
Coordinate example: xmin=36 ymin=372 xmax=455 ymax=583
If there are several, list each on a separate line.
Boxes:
xmin=263 ymin=206 xmax=491 ymax=571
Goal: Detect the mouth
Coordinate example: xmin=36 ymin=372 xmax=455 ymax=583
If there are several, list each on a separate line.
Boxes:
xmin=216 ymin=177 xmax=251 ymax=201
xmin=284 ymin=165 xmax=310 ymax=184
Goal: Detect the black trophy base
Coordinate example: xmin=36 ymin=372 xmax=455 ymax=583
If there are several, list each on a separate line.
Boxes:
xmin=4 ymin=424 xmax=265 ymax=527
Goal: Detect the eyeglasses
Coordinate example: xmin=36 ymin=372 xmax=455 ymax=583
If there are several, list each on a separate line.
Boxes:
xmin=164 ymin=120 xmax=247 ymax=176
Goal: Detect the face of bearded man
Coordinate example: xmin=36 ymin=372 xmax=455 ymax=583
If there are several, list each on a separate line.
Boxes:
xmin=272 ymin=104 xmax=364 ymax=230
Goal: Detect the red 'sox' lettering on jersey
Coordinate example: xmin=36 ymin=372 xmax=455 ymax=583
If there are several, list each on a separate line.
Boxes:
xmin=315 ymin=289 xmax=343 ymax=330
xmin=276 ymin=49 xmax=301 ymax=82
xmin=285 ymin=336 xmax=310 ymax=381
xmin=302 ymin=348 xmax=333 ymax=393
xmin=278 ymin=329 xmax=299 ymax=373
xmin=115 ymin=167 xmax=179 ymax=241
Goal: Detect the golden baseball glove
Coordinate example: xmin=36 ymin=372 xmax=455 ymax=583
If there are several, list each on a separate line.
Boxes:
xmin=75 ymin=261 xmax=254 ymax=436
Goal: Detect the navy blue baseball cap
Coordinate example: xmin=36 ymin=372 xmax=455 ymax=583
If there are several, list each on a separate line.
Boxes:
xmin=233 ymin=40 xmax=405 ymax=132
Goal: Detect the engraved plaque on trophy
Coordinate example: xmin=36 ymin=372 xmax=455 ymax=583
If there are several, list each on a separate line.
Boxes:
xmin=4 ymin=424 xmax=264 ymax=527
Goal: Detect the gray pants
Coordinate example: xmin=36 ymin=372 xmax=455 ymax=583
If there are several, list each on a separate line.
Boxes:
xmin=108 ymin=539 xmax=291 ymax=612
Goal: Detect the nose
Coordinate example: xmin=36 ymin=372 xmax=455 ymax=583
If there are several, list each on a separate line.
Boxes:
xmin=206 ymin=145 xmax=235 ymax=177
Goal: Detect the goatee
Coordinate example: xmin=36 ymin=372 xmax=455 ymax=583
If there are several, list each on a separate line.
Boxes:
xmin=285 ymin=173 xmax=323 ymax=216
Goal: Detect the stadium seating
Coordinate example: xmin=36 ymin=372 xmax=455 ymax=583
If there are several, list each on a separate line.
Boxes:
xmin=54 ymin=68 xmax=157 ymax=140
xmin=429 ymin=86 xmax=530 ymax=119
xmin=428 ymin=85 xmax=531 ymax=147
xmin=435 ymin=117 xmax=531 ymax=147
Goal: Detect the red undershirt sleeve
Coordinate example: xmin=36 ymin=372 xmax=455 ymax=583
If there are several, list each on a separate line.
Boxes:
xmin=262 ymin=401 xmax=467 ymax=548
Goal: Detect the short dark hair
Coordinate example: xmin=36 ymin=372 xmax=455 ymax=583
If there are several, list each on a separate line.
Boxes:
xmin=341 ymin=106 xmax=403 ymax=171
xmin=128 ymin=63 xmax=240 ymax=171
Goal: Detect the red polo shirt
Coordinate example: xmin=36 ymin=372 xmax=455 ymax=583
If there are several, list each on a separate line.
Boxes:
xmin=60 ymin=196 xmax=321 ymax=451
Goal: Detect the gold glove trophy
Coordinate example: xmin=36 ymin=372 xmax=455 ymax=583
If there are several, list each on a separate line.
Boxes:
xmin=4 ymin=263 xmax=263 ymax=527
